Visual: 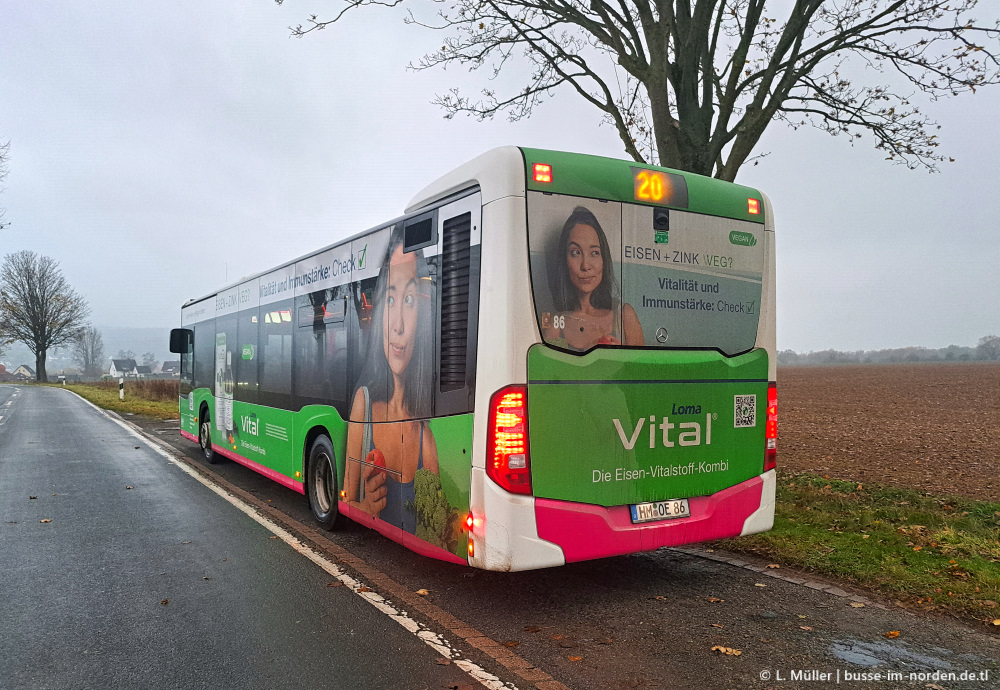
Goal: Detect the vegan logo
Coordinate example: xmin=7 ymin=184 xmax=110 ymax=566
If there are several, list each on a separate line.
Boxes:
xmin=729 ymin=231 xmax=757 ymax=247
xmin=241 ymin=344 xmax=255 ymax=361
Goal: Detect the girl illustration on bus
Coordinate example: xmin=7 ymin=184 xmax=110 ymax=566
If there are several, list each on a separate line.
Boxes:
xmin=544 ymin=206 xmax=644 ymax=350
xmin=344 ymin=225 xmax=440 ymax=533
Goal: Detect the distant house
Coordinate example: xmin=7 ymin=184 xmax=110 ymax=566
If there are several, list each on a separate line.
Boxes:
xmin=12 ymin=365 xmax=36 ymax=380
xmin=109 ymin=359 xmax=138 ymax=378
xmin=135 ymin=365 xmax=152 ymax=378
xmin=160 ymin=361 xmax=181 ymax=376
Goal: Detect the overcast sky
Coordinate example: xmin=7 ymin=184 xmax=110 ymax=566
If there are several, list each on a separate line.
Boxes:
xmin=1 ymin=1 xmax=998 ymax=354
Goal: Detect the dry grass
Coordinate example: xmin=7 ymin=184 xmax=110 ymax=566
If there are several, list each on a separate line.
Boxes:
xmin=60 ymin=380 xmax=180 ymax=419
xmin=87 ymin=378 xmax=179 ymax=403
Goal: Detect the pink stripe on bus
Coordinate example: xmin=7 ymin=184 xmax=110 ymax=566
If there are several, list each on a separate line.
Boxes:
xmin=211 ymin=444 xmax=306 ymax=495
xmin=535 ymin=476 xmax=764 ymax=563
xmin=338 ymin=501 xmax=468 ymax=566
xmin=180 ymin=430 xmax=198 ymax=443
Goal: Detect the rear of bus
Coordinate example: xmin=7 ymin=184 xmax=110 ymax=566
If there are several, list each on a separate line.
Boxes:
xmin=469 ymin=148 xmax=776 ymax=570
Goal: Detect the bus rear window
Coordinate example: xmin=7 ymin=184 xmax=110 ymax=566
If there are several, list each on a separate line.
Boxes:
xmin=527 ymin=192 xmax=765 ymax=355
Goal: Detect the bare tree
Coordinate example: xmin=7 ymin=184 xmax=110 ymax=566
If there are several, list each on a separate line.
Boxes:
xmin=73 ymin=326 xmax=106 ymax=379
xmin=115 ymin=349 xmax=136 ymax=361
xmin=0 ymin=251 xmax=90 ymax=382
xmin=280 ymin=0 xmax=999 ymax=180
xmin=141 ymin=351 xmax=158 ymax=370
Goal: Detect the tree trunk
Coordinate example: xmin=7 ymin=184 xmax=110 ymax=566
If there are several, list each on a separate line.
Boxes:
xmin=35 ymin=351 xmax=47 ymax=383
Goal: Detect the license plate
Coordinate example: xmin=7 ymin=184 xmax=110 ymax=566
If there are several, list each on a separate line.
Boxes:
xmin=630 ymin=498 xmax=690 ymax=523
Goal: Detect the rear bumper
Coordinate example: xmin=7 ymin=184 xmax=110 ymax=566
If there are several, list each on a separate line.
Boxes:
xmin=534 ymin=472 xmax=772 ymax=563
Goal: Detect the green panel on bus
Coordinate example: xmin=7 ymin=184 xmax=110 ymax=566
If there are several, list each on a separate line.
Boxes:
xmin=521 ymin=148 xmax=765 ymax=224
xmin=527 ymin=345 xmax=768 ymax=506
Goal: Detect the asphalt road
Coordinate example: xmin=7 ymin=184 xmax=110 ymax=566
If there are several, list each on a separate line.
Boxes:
xmin=3 ymin=384 xmax=999 ymax=690
xmin=0 ymin=385 xmax=484 ymax=690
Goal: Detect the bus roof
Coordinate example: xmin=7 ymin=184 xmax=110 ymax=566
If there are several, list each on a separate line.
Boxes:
xmin=184 ymin=146 xmax=766 ymax=310
xmin=408 ymin=147 xmax=765 ymax=224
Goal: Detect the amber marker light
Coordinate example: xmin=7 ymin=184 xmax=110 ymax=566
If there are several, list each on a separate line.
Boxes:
xmin=468 ymin=538 xmax=475 ymax=557
xmin=532 ymin=163 xmax=552 ymax=183
xmin=748 ymin=198 xmax=760 ymax=215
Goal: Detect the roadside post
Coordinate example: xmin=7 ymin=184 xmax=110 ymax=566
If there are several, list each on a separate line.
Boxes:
xmin=119 ymin=377 xmax=124 ymax=401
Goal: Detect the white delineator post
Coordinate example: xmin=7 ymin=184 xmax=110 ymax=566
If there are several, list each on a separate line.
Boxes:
xmin=119 ymin=377 xmax=124 ymax=401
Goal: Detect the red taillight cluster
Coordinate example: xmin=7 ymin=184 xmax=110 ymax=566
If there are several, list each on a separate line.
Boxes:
xmin=764 ymin=382 xmax=777 ymax=472
xmin=532 ymin=163 xmax=552 ymax=183
xmin=486 ymin=385 xmax=532 ymax=495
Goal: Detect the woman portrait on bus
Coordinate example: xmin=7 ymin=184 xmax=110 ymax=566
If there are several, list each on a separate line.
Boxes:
xmin=344 ymin=225 xmax=439 ymax=532
xmin=544 ymin=206 xmax=644 ymax=350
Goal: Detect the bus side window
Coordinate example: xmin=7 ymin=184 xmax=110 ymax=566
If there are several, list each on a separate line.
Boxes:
xmin=259 ymin=300 xmax=294 ymax=409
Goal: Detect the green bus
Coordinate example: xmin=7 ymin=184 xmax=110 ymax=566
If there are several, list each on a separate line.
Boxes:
xmin=170 ymin=147 xmax=777 ymax=571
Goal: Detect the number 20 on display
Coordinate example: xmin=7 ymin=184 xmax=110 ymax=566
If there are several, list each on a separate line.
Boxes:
xmin=634 ymin=170 xmax=670 ymax=203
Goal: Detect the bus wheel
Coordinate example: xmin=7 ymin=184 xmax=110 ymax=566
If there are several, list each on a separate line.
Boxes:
xmin=199 ymin=410 xmax=219 ymax=464
xmin=307 ymin=435 xmax=339 ymax=531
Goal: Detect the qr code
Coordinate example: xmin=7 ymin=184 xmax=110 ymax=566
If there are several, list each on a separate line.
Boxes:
xmin=734 ymin=395 xmax=756 ymax=428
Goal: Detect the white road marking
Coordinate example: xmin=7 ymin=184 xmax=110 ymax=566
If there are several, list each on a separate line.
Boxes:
xmin=63 ymin=389 xmax=517 ymax=690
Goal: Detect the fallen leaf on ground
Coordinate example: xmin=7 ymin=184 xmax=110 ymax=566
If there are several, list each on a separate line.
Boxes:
xmin=523 ymin=625 xmax=541 ymax=632
xmin=707 ymin=597 xmax=724 ymax=603
xmin=29 ymin=496 xmax=36 ymax=500
xmin=416 ymin=588 xmax=430 ymax=596
xmin=849 ymin=602 xmax=865 ymax=608
xmin=435 ymin=658 xmax=451 ymax=665
xmin=766 ymin=564 xmax=780 ymax=569
xmin=182 ymin=541 xmax=192 ymax=544
xmin=754 ymin=583 xmax=767 ymax=588
xmin=160 ymin=599 xmax=169 ymax=605
xmin=549 ymin=634 xmax=566 ymax=640
xmin=126 ymin=486 xmax=133 ymax=490
xmin=357 ymin=586 xmax=372 ymax=593
xmin=992 ymin=619 xmax=1000 ymax=626
xmin=800 ymin=626 xmax=813 ymax=631
xmin=710 ymin=624 xmax=724 ymax=628
xmin=567 ymin=656 xmax=582 ymax=662
xmin=502 ymin=641 xmax=519 ymax=648
xmin=327 ymin=581 xmax=344 ymax=588
xmin=884 ymin=631 xmax=900 ymax=638
xmin=711 ymin=646 xmax=742 ymax=656
xmin=651 ymin=595 xmax=668 ymax=600
xmin=40 ymin=519 xmax=51 ymax=523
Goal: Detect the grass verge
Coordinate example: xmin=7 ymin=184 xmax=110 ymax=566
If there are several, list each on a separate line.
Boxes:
xmin=51 ymin=381 xmax=179 ymax=420
xmin=720 ymin=473 xmax=1000 ymax=629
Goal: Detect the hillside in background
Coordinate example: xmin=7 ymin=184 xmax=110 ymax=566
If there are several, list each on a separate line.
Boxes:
xmin=1 ymin=326 xmax=171 ymax=374
xmin=778 ymin=336 xmax=999 ymax=365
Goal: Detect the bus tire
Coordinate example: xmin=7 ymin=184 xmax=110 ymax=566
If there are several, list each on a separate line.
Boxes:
xmin=199 ymin=407 xmax=219 ymax=465
xmin=307 ymin=435 xmax=339 ymax=531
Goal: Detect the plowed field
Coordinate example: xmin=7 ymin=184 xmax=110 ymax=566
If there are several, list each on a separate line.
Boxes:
xmin=779 ymin=362 xmax=1000 ymax=501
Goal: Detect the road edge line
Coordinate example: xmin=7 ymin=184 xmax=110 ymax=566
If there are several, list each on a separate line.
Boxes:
xmin=60 ymin=389 xmax=571 ymax=690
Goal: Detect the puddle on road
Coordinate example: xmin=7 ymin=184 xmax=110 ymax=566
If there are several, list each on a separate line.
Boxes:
xmin=830 ymin=638 xmax=986 ymax=670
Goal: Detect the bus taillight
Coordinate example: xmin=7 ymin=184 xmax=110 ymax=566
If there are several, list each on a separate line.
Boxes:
xmin=486 ymin=385 xmax=532 ymax=495
xmin=764 ymin=382 xmax=777 ymax=472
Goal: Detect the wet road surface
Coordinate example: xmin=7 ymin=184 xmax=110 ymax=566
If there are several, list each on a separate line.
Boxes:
xmin=0 ymin=385 xmax=485 ymax=689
